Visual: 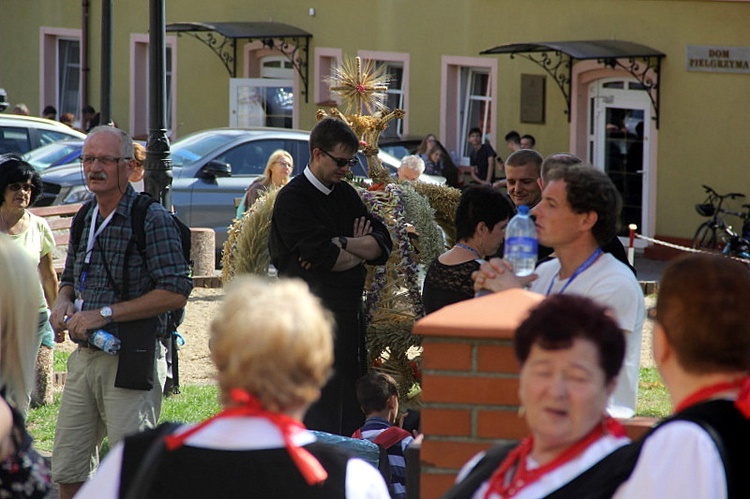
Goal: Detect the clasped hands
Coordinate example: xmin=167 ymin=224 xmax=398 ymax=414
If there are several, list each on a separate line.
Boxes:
xmin=298 ymin=216 xmax=372 ymax=270
xmin=472 ymin=257 xmax=538 ymax=294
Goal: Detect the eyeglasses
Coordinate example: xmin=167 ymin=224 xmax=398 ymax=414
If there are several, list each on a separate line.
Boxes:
xmin=275 ymin=160 xmax=293 ymax=168
xmin=80 ymin=155 xmax=131 ymax=167
xmin=8 ymin=182 xmax=35 ymax=193
xmin=319 ymin=149 xmax=359 ymax=168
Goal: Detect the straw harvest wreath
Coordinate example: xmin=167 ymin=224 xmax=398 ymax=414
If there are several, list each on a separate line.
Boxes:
xmin=222 ymin=56 xmax=461 ymax=407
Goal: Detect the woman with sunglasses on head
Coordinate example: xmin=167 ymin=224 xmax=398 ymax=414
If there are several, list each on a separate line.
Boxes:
xmin=0 ymin=154 xmax=58 ymax=412
xmin=235 ymin=149 xmax=294 ymax=218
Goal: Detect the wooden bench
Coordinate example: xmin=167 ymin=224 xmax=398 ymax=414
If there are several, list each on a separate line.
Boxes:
xmin=29 ymin=203 xmax=84 ymax=274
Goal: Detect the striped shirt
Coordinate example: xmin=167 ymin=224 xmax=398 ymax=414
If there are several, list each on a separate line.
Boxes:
xmin=358 ymin=417 xmax=414 ymax=499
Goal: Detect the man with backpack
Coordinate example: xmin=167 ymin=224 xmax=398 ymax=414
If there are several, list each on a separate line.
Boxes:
xmin=49 ymin=126 xmax=193 ymax=499
xmin=353 ymin=371 xmax=416 ymax=499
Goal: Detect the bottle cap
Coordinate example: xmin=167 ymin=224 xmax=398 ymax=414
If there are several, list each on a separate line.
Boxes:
xmin=517 ymin=205 xmax=530 ymax=215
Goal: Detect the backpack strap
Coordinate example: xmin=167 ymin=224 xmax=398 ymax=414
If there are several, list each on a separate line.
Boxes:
xmin=130 ymin=192 xmax=159 ymax=256
xmin=372 ymin=426 xmax=412 ymax=450
xmin=69 ymin=200 xmax=96 ymax=252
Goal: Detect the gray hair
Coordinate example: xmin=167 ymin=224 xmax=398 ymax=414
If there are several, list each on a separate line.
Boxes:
xmin=399 ymin=155 xmax=425 ymax=175
xmin=86 ymin=126 xmax=135 ymax=159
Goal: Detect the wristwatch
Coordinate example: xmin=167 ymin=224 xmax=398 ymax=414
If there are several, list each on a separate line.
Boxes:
xmin=100 ymin=306 xmax=113 ymax=325
xmin=338 ymin=236 xmax=348 ymax=250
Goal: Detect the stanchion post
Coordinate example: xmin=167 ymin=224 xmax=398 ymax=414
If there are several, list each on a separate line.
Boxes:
xmin=628 ymin=224 xmax=637 ymax=267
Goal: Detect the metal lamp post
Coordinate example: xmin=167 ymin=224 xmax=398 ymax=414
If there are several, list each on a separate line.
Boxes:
xmin=144 ymin=0 xmax=172 ymax=209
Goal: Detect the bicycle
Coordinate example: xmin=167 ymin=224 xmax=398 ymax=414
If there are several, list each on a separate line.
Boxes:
xmin=692 ymin=184 xmax=750 ymax=259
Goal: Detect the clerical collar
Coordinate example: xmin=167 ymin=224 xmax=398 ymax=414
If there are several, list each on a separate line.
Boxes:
xmin=304 ymin=166 xmax=334 ymax=195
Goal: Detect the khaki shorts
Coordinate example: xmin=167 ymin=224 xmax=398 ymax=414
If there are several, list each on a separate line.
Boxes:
xmin=51 ymin=342 xmax=166 ymax=484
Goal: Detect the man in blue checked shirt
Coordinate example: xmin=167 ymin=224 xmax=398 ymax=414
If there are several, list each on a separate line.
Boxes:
xmin=50 ymin=126 xmax=192 ymax=499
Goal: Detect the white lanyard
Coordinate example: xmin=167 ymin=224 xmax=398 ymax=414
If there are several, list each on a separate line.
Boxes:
xmin=84 ymin=204 xmax=116 ymax=264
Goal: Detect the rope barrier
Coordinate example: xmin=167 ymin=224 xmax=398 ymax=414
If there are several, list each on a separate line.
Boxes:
xmin=632 ymin=232 xmax=750 ymax=265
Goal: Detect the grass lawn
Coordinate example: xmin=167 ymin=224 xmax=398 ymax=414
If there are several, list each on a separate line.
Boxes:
xmin=27 ymin=385 xmax=221 ymax=453
xmin=28 ymin=352 xmax=672 ymax=453
xmin=28 ymin=350 xmax=222 ymax=453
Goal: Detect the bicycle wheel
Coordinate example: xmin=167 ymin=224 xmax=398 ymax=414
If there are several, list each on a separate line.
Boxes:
xmin=692 ymin=221 xmax=717 ymax=250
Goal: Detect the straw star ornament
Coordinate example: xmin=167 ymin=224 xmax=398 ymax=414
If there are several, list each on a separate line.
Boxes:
xmin=328 ymin=56 xmax=389 ymax=115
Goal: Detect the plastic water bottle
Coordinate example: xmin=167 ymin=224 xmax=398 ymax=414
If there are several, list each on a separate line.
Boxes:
xmin=89 ymin=330 xmax=122 ymax=355
xmin=504 ymin=205 xmax=538 ymax=276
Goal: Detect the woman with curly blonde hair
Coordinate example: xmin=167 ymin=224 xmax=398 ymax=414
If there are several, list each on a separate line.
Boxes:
xmin=77 ymin=277 xmax=389 ymax=498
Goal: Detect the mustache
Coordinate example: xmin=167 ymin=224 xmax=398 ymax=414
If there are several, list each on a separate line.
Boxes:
xmin=87 ymin=172 xmax=108 ymax=181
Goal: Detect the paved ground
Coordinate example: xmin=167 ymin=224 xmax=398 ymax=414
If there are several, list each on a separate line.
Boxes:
xmin=634 ymin=254 xmax=668 ymax=283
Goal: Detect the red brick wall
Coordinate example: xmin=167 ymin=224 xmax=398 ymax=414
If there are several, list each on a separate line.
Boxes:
xmin=420 ymin=336 xmax=527 ymax=498
xmin=414 ymin=289 xmax=657 ymax=498
xmin=414 ymin=290 xmax=542 ymax=498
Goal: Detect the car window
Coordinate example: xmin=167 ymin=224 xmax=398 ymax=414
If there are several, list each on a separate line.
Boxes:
xmin=0 ymin=126 xmax=32 ymax=154
xmin=380 ymin=145 xmax=410 ymax=160
xmin=38 ymin=130 xmax=76 ymax=148
xmin=24 ymin=142 xmax=81 ymax=171
xmin=216 ymin=139 xmax=287 ymax=176
xmin=171 ymin=132 xmax=239 ymax=169
xmin=289 ymin=140 xmax=310 ymax=176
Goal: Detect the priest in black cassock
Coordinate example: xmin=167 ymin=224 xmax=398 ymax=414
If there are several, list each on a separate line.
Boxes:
xmin=269 ymin=117 xmax=392 ymax=436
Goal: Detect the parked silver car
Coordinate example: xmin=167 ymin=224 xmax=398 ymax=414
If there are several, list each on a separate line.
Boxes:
xmin=0 ymin=114 xmax=85 ymax=155
xmin=37 ymin=127 xmax=443 ymax=253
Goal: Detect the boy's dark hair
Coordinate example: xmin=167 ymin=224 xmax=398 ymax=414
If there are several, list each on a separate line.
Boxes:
xmin=309 ymin=117 xmax=359 ymax=156
xmin=468 ymin=127 xmax=482 ymax=137
xmin=504 ymin=131 xmax=521 ymax=144
xmin=356 ymin=370 xmax=399 ymax=413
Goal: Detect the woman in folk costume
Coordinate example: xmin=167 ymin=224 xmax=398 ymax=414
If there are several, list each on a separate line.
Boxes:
xmin=444 ymin=294 xmax=629 ymax=498
xmin=77 ymin=276 xmax=389 ymax=499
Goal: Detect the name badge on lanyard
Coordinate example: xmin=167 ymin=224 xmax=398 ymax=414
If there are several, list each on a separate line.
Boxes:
xmin=76 ymin=204 xmax=116 ymax=311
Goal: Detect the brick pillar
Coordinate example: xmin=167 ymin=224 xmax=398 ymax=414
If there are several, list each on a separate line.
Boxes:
xmin=415 ymin=289 xmax=543 ymax=498
xmin=414 ymin=288 xmax=658 ymax=498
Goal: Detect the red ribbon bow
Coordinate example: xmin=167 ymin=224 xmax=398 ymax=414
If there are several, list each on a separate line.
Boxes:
xmin=164 ymin=388 xmax=328 ymax=485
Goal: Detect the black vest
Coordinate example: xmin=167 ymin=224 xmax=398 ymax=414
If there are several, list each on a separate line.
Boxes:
xmin=119 ymin=425 xmax=350 ymax=499
xmin=444 ymin=401 xmax=749 ymax=499
xmin=547 ymin=399 xmax=750 ymax=498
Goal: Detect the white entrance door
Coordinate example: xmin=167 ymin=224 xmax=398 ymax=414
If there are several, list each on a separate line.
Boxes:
xmin=588 ymin=78 xmax=652 ymax=242
xmin=229 ymin=78 xmax=294 ymax=128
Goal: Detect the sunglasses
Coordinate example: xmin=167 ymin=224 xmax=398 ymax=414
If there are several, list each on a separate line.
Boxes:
xmin=319 ymin=149 xmax=359 ymax=168
xmin=8 ymin=182 xmax=36 ymax=194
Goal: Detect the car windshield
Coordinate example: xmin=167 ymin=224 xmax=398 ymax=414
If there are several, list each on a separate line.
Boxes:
xmin=22 ymin=141 xmax=81 ymax=172
xmin=170 ymin=131 xmax=240 ymax=169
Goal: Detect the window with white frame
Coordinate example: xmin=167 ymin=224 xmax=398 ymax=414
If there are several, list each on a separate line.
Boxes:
xmin=359 ymin=51 xmax=409 ymax=138
xmin=460 ymin=68 xmax=492 ymax=157
xmin=41 ymin=29 xmax=81 ymax=124
xmin=314 ymin=48 xmax=342 ymax=106
xmin=130 ymin=35 xmax=176 ymax=140
xmin=58 ymin=40 xmax=81 ymax=118
xmin=441 ymin=56 xmax=497 ymax=165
